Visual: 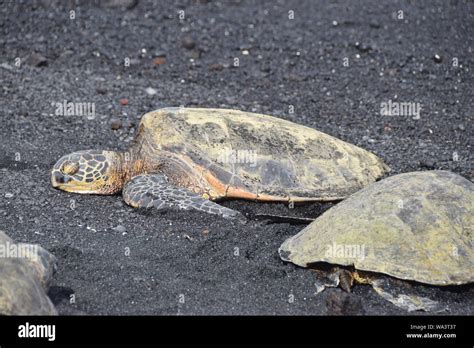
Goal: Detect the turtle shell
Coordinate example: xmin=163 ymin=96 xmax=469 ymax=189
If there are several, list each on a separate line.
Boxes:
xmin=279 ymin=171 xmax=474 ymax=285
xmin=133 ymin=108 xmax=388 ymax=201
xmin=0 ymin=231 xmax=57 ymax=315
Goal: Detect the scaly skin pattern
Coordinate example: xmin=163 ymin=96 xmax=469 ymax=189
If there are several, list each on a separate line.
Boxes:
xmin=279 ymin=171 xmax=474 ymax=286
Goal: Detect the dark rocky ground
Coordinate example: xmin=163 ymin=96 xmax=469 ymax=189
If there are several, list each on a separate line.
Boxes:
xmin=0 ymin=0 xmax=472 ymax=315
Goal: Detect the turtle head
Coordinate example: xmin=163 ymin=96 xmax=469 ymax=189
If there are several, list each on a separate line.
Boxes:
xmin=51 ymin=150 xmax=123 ymax=194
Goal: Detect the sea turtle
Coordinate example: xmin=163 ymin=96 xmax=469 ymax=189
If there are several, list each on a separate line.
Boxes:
xmin=279 ymin=170 xmax=474 ymax=312
xmin=0 ymin=231 xmax=57 ymax=315
xmin=51 ymin=107 xmax=388 ymax=219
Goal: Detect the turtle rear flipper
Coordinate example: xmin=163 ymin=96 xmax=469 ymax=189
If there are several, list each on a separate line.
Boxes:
xmin=123 ymin=174 xmax=245 ymax=221
xmin=370 ymin=275 xmax=448 ymax=313
xmin=311 ymin=267 xmax=447 ymax=312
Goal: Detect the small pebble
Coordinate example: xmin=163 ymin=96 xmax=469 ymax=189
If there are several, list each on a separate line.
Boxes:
xmin=153 ymin=57 xmax=166 ymax=65
xmin=96 ymin=87 xmax=107 ymax=95
xmin=182 ymin=36 xmax=196 ymax=50
xmin=260 ymin=65 xmax=271 ymax=73
xmin=420 ymin=159 xmax=436 ymax=169
xmin=209 ymin=63 xmax=224 ymax=71
xmin=433 ymin=54 xmax=442 ymax=63
xmin=145 ymin=87 xmax=157 ymax=95
xmin=362 ymin=135 xmax=375 ymax=143
xmin=355 ymin=42 xmax=371 ymax=53
xmin=102 ymin=0 xmax=138 ymax=9
xmin=5 ymin=193 xmax=14 ymax=198
xmin=154 ymin=51 xmax=166 ymax=58
xmin=113 ymin=225 xmax=127 ymax=233
xmin=110 ymin=118 xmax=122 ymax=130
xmin=369 ymin=22 xmax=381 ymax=29
xmin=26 ymin=52 xmax=48 ymax=67
xmin=225 ymin=96 xmax=237 ymax=105
xmin=458 ymin=124 xmax=465 ymax=131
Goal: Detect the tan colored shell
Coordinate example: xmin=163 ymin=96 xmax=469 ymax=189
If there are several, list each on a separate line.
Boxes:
xmin=0 ymin=231 xmax=57 ymax=315
xmin=279 ymin=171 xmax=474 ymax=285
xmin=132 ymin=108 xmax=389 ymax=201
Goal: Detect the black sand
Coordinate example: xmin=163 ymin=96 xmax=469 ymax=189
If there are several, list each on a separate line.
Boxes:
xmin=0 ymin=0 xmax=472 ymax=315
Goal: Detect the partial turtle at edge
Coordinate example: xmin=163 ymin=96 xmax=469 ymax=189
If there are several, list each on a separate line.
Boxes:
xmin=0 ymin=231 xmax=57 ymax=315
xmin=279 ymin=170 xmax=474 ymax=312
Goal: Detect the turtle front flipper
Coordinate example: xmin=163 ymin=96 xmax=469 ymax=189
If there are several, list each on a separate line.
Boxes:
xmin=122 ymin=174 xmax=245 ymax=220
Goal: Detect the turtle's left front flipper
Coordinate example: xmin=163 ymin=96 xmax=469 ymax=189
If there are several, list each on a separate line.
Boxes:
xmin=122 ymin=174 xmax=245 ymax=221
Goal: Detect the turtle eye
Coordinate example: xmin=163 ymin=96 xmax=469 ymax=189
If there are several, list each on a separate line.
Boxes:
xmin=60 ymin=161 xmax=79 ymax=175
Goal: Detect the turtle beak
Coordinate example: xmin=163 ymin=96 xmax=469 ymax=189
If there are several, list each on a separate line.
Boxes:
xmin=50 ymin=167 xmax=103 ymax=194
xmin=51 ymin=155 xmax=75 ymax=189
xmin=50 ymin=172 xmax=97 ymax=194
xmin=51 ymin=172 xmax=59 ymax=188
xmin=51 ymin=170 xmax=72 ymax=188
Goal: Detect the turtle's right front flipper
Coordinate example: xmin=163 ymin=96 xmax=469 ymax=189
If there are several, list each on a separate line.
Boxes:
xmin=122 ymin=174 xmax=245 ymax=221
